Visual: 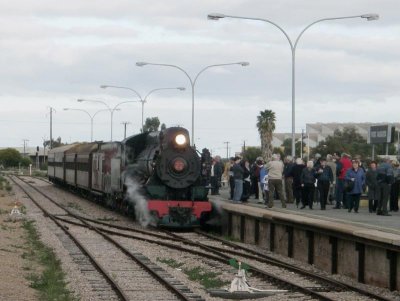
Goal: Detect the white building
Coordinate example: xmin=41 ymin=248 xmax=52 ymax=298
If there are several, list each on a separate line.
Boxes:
xmin=272 ymin=122 xmax=400 ymax=149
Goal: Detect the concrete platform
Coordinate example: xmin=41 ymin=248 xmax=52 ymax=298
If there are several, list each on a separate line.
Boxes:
xmin=210 ymin=187 xmax=400 ymax=291
xmin=211 ymin=187 xmax=400 ymax=235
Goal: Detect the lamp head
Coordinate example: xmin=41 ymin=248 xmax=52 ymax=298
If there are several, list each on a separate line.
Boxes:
xmin=77 ymin=99 xmax=84 ymax=102
xmin=177 ymin=87 xmax=186 ymax=91
xmin=239 ymin=62 xmax=250 ymax=66
xmin=207 ymin=13 xmax=226 ymax=20
xmin=63 ymin=108 xmax=69 ymax=111
xmin=136 ymin=62 xmax=148 ymax=67
xmin=361 ymin=13 xmax=379 ymax=21
xmin=100 ymin=85 xmax=108 ymax=89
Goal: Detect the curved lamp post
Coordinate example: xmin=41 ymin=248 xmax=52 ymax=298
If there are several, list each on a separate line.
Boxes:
xmin=77 ymin=98 xmax=138 ymax=141
xmin=136 ymin=61 xmax=249 ymax=146
xmin=100 ymin=85 xmax=185 ymax=132
xmin=207 ymin=13 xmax=379 ymax=157
xmin=63 ymin=108 xmax=109 ymax=142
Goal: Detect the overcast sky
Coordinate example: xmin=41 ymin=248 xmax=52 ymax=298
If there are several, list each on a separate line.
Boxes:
xmin=1 ymin=0 xmax=398 ymax=156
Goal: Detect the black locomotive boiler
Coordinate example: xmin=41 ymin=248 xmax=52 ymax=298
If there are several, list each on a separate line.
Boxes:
xmin=48 ymin=127 xmax=212 ymax=227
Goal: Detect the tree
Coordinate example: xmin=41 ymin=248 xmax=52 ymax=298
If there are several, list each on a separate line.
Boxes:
xmin=44 ymin=137 xmax=64 ymax=149
xmin=160 ymin=123 xmax=167 ymax=130
xmin=273 ymin=147 xmax=285 ymax=160
xmin=241 ymin=146 xmax=262 ymax=163
xmin=20 ymin=157 xmax=32 ymax=167
xmin=282 ymin=138 xmax=306 ymax=157
xmin=0 ymin=148 xmax=22 ymax=167
xmin=256 ymin=110 xmax=276 ymax=161
xmin=142 ymin=117 xmax=160 ymax=132
xmin=311 ymin=126 xmax=396 ymax=159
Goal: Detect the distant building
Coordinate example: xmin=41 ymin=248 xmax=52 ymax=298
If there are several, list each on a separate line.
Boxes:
xmin=272 ymin=122 xmax=400 ymax=149
xmin=271 ymin=133 xmax=304 ymax=148
xmin=305 ymin=122 xmax=400 ymax=146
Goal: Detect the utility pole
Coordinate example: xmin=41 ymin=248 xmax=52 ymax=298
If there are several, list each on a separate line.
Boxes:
xmin=224 ymin=141 xmax=230 ymax=160
xmin=121 ymin=121 xmax=131 ymax=139
xmin=48 ymin=107 xmax=56 ymax=149
xmin=372 ymin=144 xmax=375 ymax=160
xmin=300 ymin=129 xmax=304 ymax=159
xmin=42 ymin=136 xmax=47 ymax=166
xmin=397 ymin=130 xmax=400 ymax=160
xmin=22 ymin=139 xmax=29 ymax=157
xmin=243 ymin=140 xmax=246 ymax=154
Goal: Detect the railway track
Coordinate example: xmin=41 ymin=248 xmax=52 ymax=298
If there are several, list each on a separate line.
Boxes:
xmin=9 ymin=175 xmax=204 ymax=301
xmin=13 ymin=175 xmax=398 ymax=301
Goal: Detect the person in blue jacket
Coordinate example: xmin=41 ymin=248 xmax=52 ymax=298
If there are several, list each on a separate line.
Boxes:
xmin=345 ymin=160 xmax=366 ymax=213
xmin=259 ymin=163 xmax=267 ymax=201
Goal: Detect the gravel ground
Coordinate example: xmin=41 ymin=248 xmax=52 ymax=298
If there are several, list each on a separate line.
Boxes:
xmin=113 ymin=235 xmax=305 ymax=301
xmin=178 ymin=232 xmax=400 ymax=301
xmin=0 ymin=191 xmax=38 ymax=301
xmin=231 ymin=239 xmax=400 ymax=301
xmin=11 ymin=177 xmax=199 ymax=300
xmin=66 ymin=223 xmax=180 ymax=301
xmin=17 ymin=177 xmax=400 ymax=301
xmin=11 ymin=177 xmax=104 ymax=301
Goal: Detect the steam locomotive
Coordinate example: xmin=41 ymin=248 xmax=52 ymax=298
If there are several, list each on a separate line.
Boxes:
xmin=47 ymin=127 xmax=212 ymax=227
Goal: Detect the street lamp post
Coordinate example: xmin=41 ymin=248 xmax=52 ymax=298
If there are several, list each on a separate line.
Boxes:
xmin=63 ymin=108 xmax=109 ymax=142
xmin=100 ymin=85 xmax=185 ymax=132
xmin=208 ymin=13 xmax=379 ymax=158
xmin=136 ymin=61 xmax=249 ymax=146
xmin=77 ymin=99 xmax=138 ymax=141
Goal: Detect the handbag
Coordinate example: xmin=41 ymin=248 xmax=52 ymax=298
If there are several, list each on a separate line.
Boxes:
xmin=344 ymin=179 xmax=354 ymax=192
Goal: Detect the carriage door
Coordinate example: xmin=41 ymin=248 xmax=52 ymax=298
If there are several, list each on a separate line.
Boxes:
xmin=111 ymin=158 xmax=121 ymax=192
xmin=92 ymin=153 xmax=103 ymax=191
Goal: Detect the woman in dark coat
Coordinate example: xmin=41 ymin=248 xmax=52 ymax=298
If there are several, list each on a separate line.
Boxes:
xmin=300 ymin=161 xmax=316 ymax=209
xmin=345 ymin=160 xmax=366 ymax=213
xmin=241 ymin=160 xmax=251 ymax=202
xmin=291 ymin=158 xmax=305 ymax=207
xmin=315 ymin=158 xmax=333 ymax=210
xmin=366 ymin=161 xmax=379 ymax=213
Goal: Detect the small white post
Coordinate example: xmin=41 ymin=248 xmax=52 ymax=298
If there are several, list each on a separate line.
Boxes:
xmin=29 ymin=164 xmax=32 ymax=176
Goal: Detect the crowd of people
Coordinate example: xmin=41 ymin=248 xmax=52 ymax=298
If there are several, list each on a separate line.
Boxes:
xmin=209 ymin=152 xmax=400 ymax=216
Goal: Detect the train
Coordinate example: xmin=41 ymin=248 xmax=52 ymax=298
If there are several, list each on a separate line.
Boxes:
xmin=47 ymin=127 xmax=213 ymax=228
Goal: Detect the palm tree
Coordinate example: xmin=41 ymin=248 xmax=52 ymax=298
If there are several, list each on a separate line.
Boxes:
xmin=256 ymin=110 xmax=276 ymax=161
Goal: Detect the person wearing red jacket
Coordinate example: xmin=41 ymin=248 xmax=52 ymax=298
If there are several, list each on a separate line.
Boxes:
xmin=334 ymin=153 xmax=352 ymax=209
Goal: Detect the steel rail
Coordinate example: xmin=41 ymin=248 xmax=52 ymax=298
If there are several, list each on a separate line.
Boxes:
xmin=13 ymin=177 xmax=199 ymax=301
xmin=18 ymin=176 xmax=393 ymax=301
xmin=8 ymin=175 xmax=130 ymax=301
xmin=53 ymin=215 xmax=335 ymax=300
xmin=193 ymin=230 xmax=395 ymax=301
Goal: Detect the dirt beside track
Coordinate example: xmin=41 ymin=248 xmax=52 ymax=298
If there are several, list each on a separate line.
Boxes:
xmin=0 ymin=193 xmax=38 ymax=301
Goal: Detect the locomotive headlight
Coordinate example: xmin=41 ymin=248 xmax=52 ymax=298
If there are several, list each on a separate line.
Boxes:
xmin=175 ymin=134 xmax=186 ymax=146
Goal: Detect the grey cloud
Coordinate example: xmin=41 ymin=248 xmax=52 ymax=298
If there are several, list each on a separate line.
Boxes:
xmin=0 ymin=0 xmax=399 ymax=152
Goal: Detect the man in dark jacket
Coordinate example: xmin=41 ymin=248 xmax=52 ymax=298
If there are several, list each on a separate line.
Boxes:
xmin=228 ymin=157 xmax=235 ymax=200
xmin=291 ymin=158 xmax=305 ymax=207
xmin=250 ymin=158 xmax=263 ymax=200
xmin=334 ymin=153 xmax=351 ymax=209
xmin=210 ymin=158 xmax=223 ymax=195
xmin=390 ymin=161 xmax=400 ymax=212
xmin=316 ymin=158 xmax=333 ymax=210
xmin=300 ymin=161 xmax=316 ymax=209
xmin=232 ymin=157 xmax=244 ymax=203
xmin=366 ymin=161 xmax=379 ymax=213
xmin=284 ymin=156 xmax=294 ymax=204
xmin=376 ymin=157 xmax=394 ymax=216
